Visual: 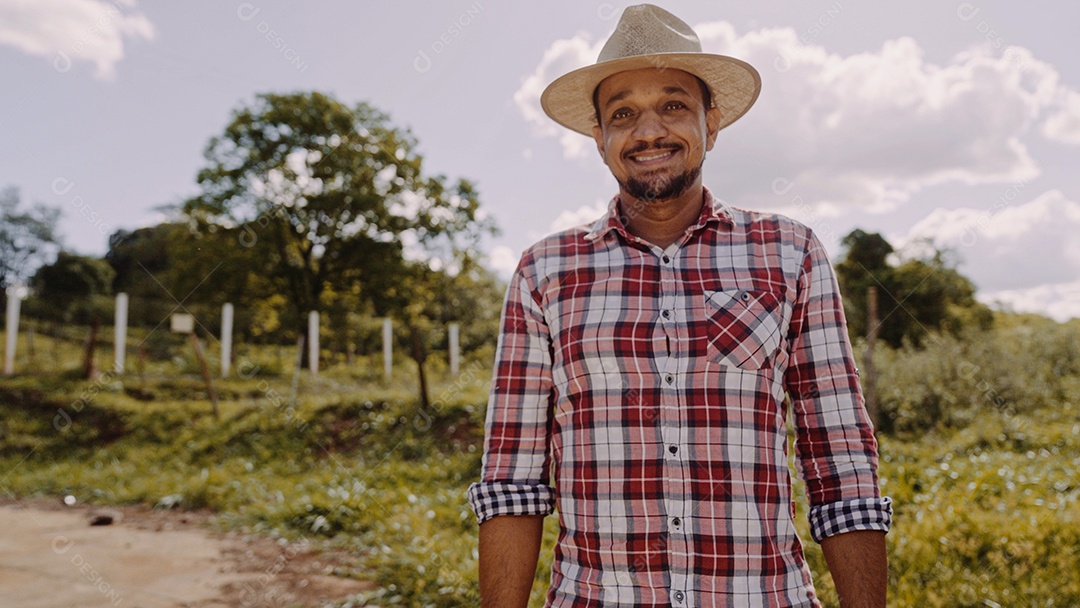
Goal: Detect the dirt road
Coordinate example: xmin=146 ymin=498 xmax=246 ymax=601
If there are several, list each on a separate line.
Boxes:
xmin=0 ymin=498 xmax=373 ymax=607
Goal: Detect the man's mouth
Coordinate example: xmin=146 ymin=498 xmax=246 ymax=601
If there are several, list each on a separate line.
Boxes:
xmin=626 ymin=145 xmax=680 ymax=164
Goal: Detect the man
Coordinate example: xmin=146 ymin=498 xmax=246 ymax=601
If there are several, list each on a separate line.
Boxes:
xmin=468 ymin=5 xmax=892 ymax=607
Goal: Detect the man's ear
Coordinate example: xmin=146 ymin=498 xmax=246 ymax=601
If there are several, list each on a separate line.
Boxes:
xmin=704 ymin=106 xmax=722 ymax=151
xmin=592 ymin=124 xmax=608 ymax=163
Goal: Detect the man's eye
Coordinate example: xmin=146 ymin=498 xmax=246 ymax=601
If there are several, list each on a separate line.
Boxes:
xmin=665 ymin=101 xmax=688 ymax=111
xmin=611 ymin=108 xmax=632 ymax=120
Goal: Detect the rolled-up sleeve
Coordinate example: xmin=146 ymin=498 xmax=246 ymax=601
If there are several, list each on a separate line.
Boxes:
xmin=784 ymin=233 xmax=893 ymax=543
xmin=467 ymin=256 xmax=556 ymax=524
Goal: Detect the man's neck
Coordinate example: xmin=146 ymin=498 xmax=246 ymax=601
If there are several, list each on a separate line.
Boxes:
xmin=620 ymin=183 xmax=705 ymax=249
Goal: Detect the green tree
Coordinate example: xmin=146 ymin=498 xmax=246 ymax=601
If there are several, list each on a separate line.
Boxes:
xmin=836 ymin=230 xmax=992 ymax=348
xmin=374 ymin=260 xmax=504 ymax=408
xmin=106 ymin=223 xmax=192 ymax=328
xmin=183 ymin=92 xmax=496 ymax=345
xmin=836 ymin=229 xmax=894 ymax=339
xmin=27 ymin=252 xmax=115 ymax=324
xmin=0 ymin=186 xmax=61 ymax=291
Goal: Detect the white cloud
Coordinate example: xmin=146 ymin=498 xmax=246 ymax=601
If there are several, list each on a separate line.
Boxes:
xmin=0 ymin=0 xmax=155 ymax=79
xmin=902 ymin=190 xmax=1080 ymax=294
xmin=1042 ymin=89 xmax=1080 ymax=144
xmin=516 ymin=22 xmax=1080 ymax=213
xmin=549 ymin=199 xmax=607 ymax=234
xmin=487 ymin=244 xmax=520 ymax=278
xmin=514 ymin=33 xmax=603 ymax=161
xmin=980 ymin=281 xmax=1080 ymax=323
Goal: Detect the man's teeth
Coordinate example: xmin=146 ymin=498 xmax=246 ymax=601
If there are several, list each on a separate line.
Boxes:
xmin=634 ymin=150 xmax=674 ymax=161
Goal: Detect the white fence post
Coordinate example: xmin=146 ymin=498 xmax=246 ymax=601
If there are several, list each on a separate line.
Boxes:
xmin=448 ymin=322 xmax=460 ymax=376
xmin=114 ymin=292 xmax=128 ymax=374
xmin=382 ymin=317 xmax=393 ymax=380
xmin=4 ymin=286 xmax=25 ymax=377
xmin=221 ymin=303 xmax=234 ymax=378
xmin=308 ymin=310 xmax=319 ymax=376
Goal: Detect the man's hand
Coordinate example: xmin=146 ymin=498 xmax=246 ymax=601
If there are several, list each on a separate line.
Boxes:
xmin=820 ymin=529 xmax=888 ymax=608
xmin=478 ymin=514 xmax=545 ymax=607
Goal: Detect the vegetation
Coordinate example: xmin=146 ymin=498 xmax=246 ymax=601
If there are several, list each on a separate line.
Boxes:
xmin=836 ymin=229 xmax=993 ymax=348
xmin=0 ymin=186 xmax=60 ymax=291
xmin=182 ymin=91 xmax=497 ymax=347
xmin=0 ymin=89 xmax=1073 ymax=605
xmin=1 ymin=313 xmax=1078 ymax=607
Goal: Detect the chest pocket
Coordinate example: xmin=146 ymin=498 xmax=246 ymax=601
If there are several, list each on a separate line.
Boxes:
xmin=704 ymin=289 xmax=783 ymax=370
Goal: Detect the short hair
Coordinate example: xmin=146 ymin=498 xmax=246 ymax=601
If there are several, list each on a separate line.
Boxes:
xmin=592 ymin=75 xmax=713 ymax=127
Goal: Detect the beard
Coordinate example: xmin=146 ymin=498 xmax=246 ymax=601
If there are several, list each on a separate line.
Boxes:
xmin=618 ymin=150 xmax=703 ymax=203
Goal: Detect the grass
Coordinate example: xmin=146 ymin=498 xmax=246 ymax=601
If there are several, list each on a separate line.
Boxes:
xmin=2 ymin=318 xmax=1079 ymax=606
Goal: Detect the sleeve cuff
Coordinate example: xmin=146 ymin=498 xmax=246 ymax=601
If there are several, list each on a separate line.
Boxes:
xmin=809 ymin=496 xmax=893 ymax=543
xmin=467 ymin=481 xmax=556 ymax=524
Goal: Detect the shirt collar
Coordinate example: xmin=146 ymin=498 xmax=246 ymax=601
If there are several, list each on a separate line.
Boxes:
xmin=584 ymin=187 xmax=736 ymax=242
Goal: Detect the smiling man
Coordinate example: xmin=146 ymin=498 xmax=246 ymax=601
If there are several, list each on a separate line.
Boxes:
xmin=468 ymin=5 xmax=892 ymax=607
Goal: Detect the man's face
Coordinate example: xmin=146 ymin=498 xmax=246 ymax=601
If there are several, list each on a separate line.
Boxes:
xmin=592 ymin=68 xmax=721 ymax=204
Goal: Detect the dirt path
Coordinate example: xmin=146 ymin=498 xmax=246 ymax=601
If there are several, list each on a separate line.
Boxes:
xmin=0 ymin=498 xmax=374 ymax=607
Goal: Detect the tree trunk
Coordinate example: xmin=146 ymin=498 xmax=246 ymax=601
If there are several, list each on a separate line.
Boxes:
xmin=410 ymin=325 xmax=430 ymax=412
xmin=83 ymin=318 xmax=100 ymax=380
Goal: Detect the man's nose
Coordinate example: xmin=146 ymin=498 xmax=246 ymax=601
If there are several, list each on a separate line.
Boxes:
xmin=631 ymin=109 xmax=668 ymax=142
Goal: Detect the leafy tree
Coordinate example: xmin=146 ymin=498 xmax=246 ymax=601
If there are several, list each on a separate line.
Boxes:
xmin=836 ymin=229 xmax=894 ymax=339
xmin=27 ymin=252 xmax=115 ymax=324
xmin=374 ymin=259 xmax=504 ymax=410
xmin=183 ymin=91 xmax=496 ymax=346
xmin=106 ymin=223 xmax=192 ymax=328
xmin=0 ymin=186 xmax=61 ymax=291
xmin=836 ymin=230 xmax=992 ymax=348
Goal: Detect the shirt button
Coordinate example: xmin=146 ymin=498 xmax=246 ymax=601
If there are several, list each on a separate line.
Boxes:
xmin=668 ymin=445 xmax=678 ymax=455
xmin=672 ymin=517 xmax=681 ymax=527
xmin=661 ymin=255 xmax=671 ymax=264
xmin=741 ymin=291 xmax=752 ymax=302
xmin=661 ymin=310 xmax=671 ymax=320
xmin=674 ymin=590 xmax=685 ymax=603
xmin=664 ymin=374 xmax=674 ymax=385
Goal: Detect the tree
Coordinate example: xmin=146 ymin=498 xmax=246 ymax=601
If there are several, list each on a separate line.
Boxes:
xmin=106 ymin=223 xmax=193 ymax=328
xmin=183 ymin=92 xmax=496 ymax=348
xmin=836 ymin=229 xmax=895 ymax=341
xmin=27 ymin=252 xmax=115 ymax=324
xmin=836 ymin=230 xmax=992 ymax=348
xmin=374 ymin=259 xmax=504 ymax=409
xmin=0 ymin=186 xmax=61 ymax=291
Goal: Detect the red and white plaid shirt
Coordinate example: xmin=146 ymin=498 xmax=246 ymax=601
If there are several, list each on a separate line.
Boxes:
xmin=469 ymin=190 xmax=891 ymax=607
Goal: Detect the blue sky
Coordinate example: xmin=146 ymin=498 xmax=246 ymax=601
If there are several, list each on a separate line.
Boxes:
xmin=2 ymin=1 xmax=1079 ymax=320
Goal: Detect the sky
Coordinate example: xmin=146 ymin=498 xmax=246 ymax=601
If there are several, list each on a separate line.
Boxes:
xmin=1 ymin=0 xmax=1079 ymax=321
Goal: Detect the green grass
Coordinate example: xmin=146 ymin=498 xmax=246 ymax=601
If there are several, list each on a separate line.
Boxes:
xmin=2 ymin=319 xmax=1079 ymax=606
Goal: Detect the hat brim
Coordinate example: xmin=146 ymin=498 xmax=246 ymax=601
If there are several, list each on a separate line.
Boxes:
xmin=540 ymin=53 xmax=761 ymax=136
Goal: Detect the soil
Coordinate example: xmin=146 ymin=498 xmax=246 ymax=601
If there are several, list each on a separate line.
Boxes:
xmin=0 ymin=497 xmax=375 ymax=607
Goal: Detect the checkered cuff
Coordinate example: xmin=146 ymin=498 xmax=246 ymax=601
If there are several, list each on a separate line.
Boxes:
xmin=809 ymin=496 xmax=893 ymax=543
xmin=467 ymin=481 xmax=556 ymax=524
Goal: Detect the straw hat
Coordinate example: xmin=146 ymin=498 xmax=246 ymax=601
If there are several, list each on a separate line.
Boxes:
xmin=540 ymin=4 xmax=761 ymax=136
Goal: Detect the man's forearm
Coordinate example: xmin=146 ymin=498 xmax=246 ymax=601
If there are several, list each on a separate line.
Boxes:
xmin=478 ymin=514 xmax=545 ymax=607
xmin=820 ymin=529 xmax=888 ymax=608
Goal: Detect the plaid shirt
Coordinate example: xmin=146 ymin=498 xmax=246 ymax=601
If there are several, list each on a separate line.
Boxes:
xmin=468 ymin=190 xmax=892 ymax=607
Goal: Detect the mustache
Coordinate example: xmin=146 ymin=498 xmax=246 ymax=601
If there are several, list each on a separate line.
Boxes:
xmin=623 ymin=141 xmax=681 ymax=158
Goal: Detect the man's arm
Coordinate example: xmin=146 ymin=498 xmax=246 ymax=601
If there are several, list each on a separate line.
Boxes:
xmin=821 ymin=530 xmax=887 ymax=608
xmin=783 ymin=232 xmax=892 ymax=602
xmin=478 ymin=514 xmax=545 ymax=608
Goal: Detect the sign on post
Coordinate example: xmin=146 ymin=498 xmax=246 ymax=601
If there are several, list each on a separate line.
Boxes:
xmin=170 ymin=313 xmax=195 ymax=334
xmin=114 ymin=293 xmax=129 ymax=374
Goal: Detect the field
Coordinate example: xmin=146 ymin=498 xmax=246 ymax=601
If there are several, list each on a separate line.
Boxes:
xmin=1 ymin=315 xmax=1078 ymax=606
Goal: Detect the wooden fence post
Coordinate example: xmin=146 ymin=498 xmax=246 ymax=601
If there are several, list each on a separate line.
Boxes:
xmin=864 ymin=285 xmax=880 ymax=429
